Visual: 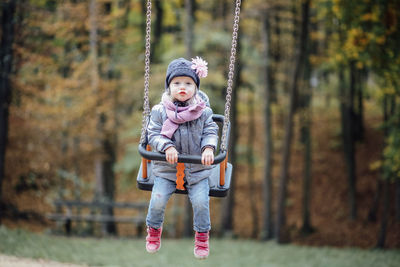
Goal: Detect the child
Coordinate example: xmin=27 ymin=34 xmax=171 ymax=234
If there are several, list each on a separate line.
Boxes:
xmin=145 ymin=57 xmax=218 ymax=259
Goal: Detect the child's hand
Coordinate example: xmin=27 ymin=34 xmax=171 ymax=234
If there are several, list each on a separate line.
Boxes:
xmin=165 ymin=146 xmax=178 ymax=165
xmin=201 ymin=147 xmax=214 ymax=166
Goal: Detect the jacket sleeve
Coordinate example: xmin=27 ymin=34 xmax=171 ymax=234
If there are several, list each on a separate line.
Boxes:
xmin=147 ymin=105 xmax=175 ymax=152
xmin=201 ymin=108 xmax=219 ymax=151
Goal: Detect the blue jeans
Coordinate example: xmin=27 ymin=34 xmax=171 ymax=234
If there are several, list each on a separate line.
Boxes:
xmin=146 ymin=176 xmax=211 ymax=232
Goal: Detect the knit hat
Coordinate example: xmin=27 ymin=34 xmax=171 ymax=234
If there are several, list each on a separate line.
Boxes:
xmin=165 ymin=57 xmax=208 ymax=90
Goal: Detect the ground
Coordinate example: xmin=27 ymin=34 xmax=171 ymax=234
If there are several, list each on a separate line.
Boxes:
xmin=0 ymin=254 xmax=88 ymax=267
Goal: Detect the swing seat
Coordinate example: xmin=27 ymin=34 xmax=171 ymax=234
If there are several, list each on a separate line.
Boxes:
xmin=136 ymin=160 xmax=232 ymax=197
xmin=137 ymin=114 xmax=232 ymax=198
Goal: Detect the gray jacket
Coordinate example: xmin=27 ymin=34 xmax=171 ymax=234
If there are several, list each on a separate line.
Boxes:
xmin=147 ymin=92 xmax=219 ymax=185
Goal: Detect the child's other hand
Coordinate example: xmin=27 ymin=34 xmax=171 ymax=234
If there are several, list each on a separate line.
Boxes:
xmin=201 ymin=147 xmax=214 ymax=166
xmin=165 ymin=146 xmax=178 ymax=165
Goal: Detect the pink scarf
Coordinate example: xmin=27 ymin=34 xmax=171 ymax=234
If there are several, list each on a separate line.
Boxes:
xmin=161 ymin=93 xmax=206 ymax=138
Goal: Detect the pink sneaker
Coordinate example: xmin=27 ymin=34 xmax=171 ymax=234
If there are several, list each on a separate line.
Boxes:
xmin=146 ymin=227 xmax=162 ymax=253
xmin=194 ymin=231 xmax=209 ymax=259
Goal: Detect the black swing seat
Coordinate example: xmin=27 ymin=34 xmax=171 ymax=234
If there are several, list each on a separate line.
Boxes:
xmin=137 ymin=114 xmax=232 ymax=198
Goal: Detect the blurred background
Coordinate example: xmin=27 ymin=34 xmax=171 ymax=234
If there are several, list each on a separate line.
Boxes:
xmin=0 ymin=0 xmax=399 ymax=250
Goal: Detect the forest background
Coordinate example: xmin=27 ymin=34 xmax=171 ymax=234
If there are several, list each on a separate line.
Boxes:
xmin=0 ymin=0 xmax=399 ymax=250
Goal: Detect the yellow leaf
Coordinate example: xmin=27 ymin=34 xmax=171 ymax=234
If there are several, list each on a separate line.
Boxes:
xmin=335 ymin=53 xmax=343 ymax=62
xmin=332 ymin=5 xmax=340 ymax=17
xmin=370 ymin=160 xmax=382 ymax=171
xmin=376 ymin=36 xmax=386 ymax=45
xmin=361 ymin=13 xmax=373 ymax=21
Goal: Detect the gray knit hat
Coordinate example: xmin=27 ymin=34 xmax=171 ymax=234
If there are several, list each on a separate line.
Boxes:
xmin=165 ymin=58 xmax=200 ymax=90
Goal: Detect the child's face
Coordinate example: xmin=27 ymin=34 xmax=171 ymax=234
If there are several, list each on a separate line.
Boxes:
xmin=169 ymin=76 xmax=196 ymax=102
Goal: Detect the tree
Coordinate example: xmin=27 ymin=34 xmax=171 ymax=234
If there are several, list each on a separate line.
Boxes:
xmin=220 ymin=1 xmax=242 ymax=237
xmin=299 ymin=20 xmax=314 ymax=235
xmin=89 ymin=0 xmax=115 ymax=235
xmin=376 ymin=95 xmax=397 ymax=248
xmin=275 ymin=0 xmax=310 ymax=243
xmin=340 ymin=60 xmax=357 ymax=220
xmin=323 ymin=0 xmax=400 ymax=244
xmin=150 ymin=0 xmax=163 ymax=63
xmin=220 ymin=39 xmax=241 ymax=237
xmin=246 ymin=88 xmax=259 ymax=238
xmin=261 ymin=4 xmax=274 ymax=240
xmin=0 ymin=0 xmax=17 ymax=223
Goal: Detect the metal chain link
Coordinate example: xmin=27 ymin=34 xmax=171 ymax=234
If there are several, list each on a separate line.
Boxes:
xmin=140 ymin=0 xmax=152 ymax=144
xmin=221 ymin=0 xmax=241 ymax=151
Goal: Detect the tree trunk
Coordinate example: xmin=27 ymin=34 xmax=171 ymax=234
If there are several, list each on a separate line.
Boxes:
xmin=102 ymin=135 xmax=117 ymax=234
xmin=182 ymin=0 xmax=195 ymax=238
xmin=354 ymin=69 xmax=365 ymax=141
xmin=56 ymin=130 xmax=70 ymax=234
xmin=73 ymin=137 xmax=82 ymax=229
xmin=184 ymin=0 xmax=194 ymax=60
xmin=247 ymin=90 xmax=259 ymax=239
xmin=300 ymin=105 xmax=313 ymax=234
xmin=396 ymin=179 xmax=400 ymax=222
xmin=368 ymin=178 xmax=382 ymax=222
xmin=90 ymin=0 xmax=116 ymax=235
xmin=273 ymin=4 xmax=281 ymax=88
xmin=346 ymin=61 xmax=358 ymax=220
xmin=220 ymin=29 xmax=242 ymax=238
xmin=377 ymin=95 xmax=396 ymax=248
xmin=345 ymin=79 xmax=357 ymax=220
xmin=213 ymin=0 xmax=229 ymax=31
xmin=376 ymin=177 xmax=390 ymax=248
xmin=299 ymin=11 xmax=317 ymax=235
xmin=0 ymin=0 xmax=17 ymax=224
xmin=57 ymin=131 xmax=68 ymax=197
xmin=369 ymin=94 xmax=390 ymax=222
xmin=90 ymin=0 xmax=102 ymax=232
xmin=339 ymin=60 xmax=357 ymax=221
xmin=300 ymin=58 xmax=313 ymax=235
xmin=150 ymin=0 xmax=163 ymax=63
xmin=102 ymin=1 xmax=120 ymax=235
xmin=89 ymin=0 xmax=99 ymax=101
xmin=392 ymin=99 xmax=400 ymax=222
xmin=261 ymin=8 xmax=274 ymax=241
xmin=275 ymin=0 xmax=310 ymax=243
xmin=140 ymin=0 xmax=146 ymax=44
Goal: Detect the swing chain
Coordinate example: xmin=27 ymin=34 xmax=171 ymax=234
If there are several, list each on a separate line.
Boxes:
xmin=140 ymin=0 xmax=152 ymax=144
xmin=140 ymin=0 xmax=241 ymax=150
xmin=221 ymin=0 xmax=241 ymax=152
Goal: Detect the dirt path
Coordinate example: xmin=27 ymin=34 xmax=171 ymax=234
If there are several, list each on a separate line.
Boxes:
xmin=0 ymin=254 xmax=89 ymax=267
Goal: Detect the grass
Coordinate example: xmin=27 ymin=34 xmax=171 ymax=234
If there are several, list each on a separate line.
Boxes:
xmin=0 ymin=226 xmax=399 ymax=267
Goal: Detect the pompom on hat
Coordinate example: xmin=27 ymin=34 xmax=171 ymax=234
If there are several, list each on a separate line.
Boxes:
xmin=165 ymin=57 xmax=208 ymax=90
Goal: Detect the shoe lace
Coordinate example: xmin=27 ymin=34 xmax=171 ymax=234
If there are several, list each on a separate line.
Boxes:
xmin=195 ymin=233 xmax=209 ymax=249
xmin=147 ymin=228 xmax=161 ymax=242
